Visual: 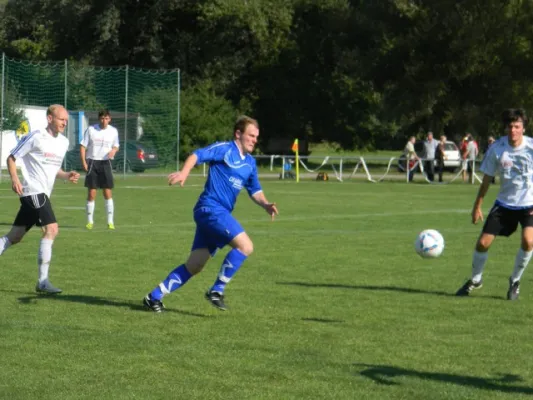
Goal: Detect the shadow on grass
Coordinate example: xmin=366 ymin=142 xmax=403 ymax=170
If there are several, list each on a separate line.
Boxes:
xmin=16 ymin=292 xmax=210 ymax=318
xmin=0 ymin=222 xmax=78 ymax=228
xmin=355 ymin=363 xmax=533 ymax=395
xmin=302 ymin=317 xmax=344 ymax=324
xmin=277 ymin=281 xmax=503 ymax=300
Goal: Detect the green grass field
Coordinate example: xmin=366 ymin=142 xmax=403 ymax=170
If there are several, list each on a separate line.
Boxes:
xmin=1 ymin=176 xmax=533 ymax=399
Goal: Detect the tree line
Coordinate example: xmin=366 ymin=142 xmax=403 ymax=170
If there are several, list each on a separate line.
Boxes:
xmin=1 ymin=0 xmax=533 ymax=152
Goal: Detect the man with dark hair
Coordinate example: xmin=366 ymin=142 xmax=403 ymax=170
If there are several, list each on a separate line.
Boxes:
xmin=143 ymin=116 xmax=279 ymax=312
xmin=456 ymin=108 xmax=533 ymax=300
xmin=80 ymin=109 xmax=120 ymax=230
xmin=0 ymin=104 xmax=80 ymax=293
xmin=422 ymin=132 xmax=438 ymax=181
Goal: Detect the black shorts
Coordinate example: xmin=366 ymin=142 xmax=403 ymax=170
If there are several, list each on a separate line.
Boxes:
xmin=85 ymin=159 xmax=114 ymax=189
xmin=13 ymin=194 xmax=57 ymax=231
xmin=482 ymin=203 xmax=533 ymax=237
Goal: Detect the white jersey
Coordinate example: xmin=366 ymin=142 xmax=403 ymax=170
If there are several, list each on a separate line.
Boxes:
xmin=480 ymin=135 xmax=533 ymax=208
xmin=10 ymin=129 xmax=69 ymax=197
xmin=81 ymin=124 xmax=120 ymax=160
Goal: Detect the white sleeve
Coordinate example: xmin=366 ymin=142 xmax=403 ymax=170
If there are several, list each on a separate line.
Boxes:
xmin=480 ymin=146 xmax=497 ymax=177
xmin=80 ymin=127 xmax=91 ymax=147
xmin=10 ymin=131 xmax=37 ymax=159
xmin=113 ymin=128 xmax=120 ymax=148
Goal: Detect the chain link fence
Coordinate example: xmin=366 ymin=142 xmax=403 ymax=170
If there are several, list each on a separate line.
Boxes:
xmin=0 ymin=53 xmax=180 ymax=178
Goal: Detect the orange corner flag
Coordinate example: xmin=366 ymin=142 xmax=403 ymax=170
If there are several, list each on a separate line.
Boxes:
xmin=291 ymin=139 xmax=299 ymax=152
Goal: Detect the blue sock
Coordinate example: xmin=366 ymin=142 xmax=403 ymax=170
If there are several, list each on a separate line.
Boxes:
xmin=150 ymin=264 xmax=192 ymax=301
xmin=210 ymin=249 xmax=248 ymax=294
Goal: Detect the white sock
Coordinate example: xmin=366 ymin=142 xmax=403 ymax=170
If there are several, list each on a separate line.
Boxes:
xmin=0 ymin=236 xmax=12 ymax=255
xmin=38 ymin=238 xmax=54 ymax=283
xmin=87 ymin=201 xmax=95 ymax=224
xmin=105 ymin=198 xmax=114 ymax=224
xmin=472 ymin=250 xmax=489 ymax=283
xmin=511 ymin=248 xmax=533 ymax=283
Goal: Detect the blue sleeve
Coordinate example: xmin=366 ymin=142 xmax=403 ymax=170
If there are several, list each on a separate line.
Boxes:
xmin=245 ymin=161 xmax=262 ymax=196
xmin=193 ymin=142 xmax=229 ymax=165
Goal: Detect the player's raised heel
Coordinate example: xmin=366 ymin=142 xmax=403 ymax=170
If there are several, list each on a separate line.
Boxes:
xmin=507 ymin=278 xmax=520 ymax=300
xmin=456 ymin=279 xmax=482 ymax=296
xmin=205 ymin=290 xmax=228 ymax=311
xmin=86 ymin=223 xmax=93 ymax=230
xmin=143 ymin=294 xmax=164 ymax=312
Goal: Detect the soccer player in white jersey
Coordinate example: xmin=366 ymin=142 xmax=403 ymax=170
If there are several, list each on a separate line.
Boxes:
xmin=0 ymin=105 xmax=80 ymax=293
xmin=80 ymin=109 xmax=120 ymax=230
xmin=143 ymin=116 xmax=278 ymax=312
xmin=456 ymin=108 xmax=533 ymax=300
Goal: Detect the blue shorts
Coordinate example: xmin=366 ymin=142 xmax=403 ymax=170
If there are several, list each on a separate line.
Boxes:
xmin=192 ymin=207 xmax=244 ymax=256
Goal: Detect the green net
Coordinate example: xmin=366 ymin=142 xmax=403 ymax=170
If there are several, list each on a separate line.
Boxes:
xmin=1 ymin=55 xmax=180 ymax=174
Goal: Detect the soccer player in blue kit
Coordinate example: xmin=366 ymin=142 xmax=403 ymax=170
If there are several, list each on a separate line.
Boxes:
xmin=143 ymin=116 xmax=279 ymax=312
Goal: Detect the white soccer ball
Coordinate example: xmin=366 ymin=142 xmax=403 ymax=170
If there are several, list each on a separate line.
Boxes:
xmin=415 ymin=229 xmax=445 ymax=258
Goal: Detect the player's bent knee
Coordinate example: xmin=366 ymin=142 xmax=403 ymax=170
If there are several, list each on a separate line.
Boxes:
xmin=521 ymin=240 xmax=533 ymax=252
xmin=476 ymin=239 xmax=492 ymax=252
xmin=43 ymin=223 xmax=59 ymax=239
xmin=231 ymin=233 xmax=254 ymax=256
xmin=237 ymin=242 xmax=254 ymax=256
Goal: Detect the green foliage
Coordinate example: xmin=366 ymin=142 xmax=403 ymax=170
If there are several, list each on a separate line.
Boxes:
xmin=1 ymin=85 xmax=25 ymax=131
xmin=2 ymin=0 xmax=533 ymax=149
xmin=65 ymin=63 xmax=106 ymax=112
xmin=180 ymin=80 xmax=237 ymax=160
xmin=131 ymin=87 xmax=179 ymax=166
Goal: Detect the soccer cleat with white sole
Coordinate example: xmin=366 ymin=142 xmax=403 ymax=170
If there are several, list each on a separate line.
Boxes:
xmin=455 ymin=279 xmax=482 ymax=296
xmin=205 ymin=290 xmax=228 ymax=311
xmin=143 ymin=294 xmax=164 ymax=312
xmin=35 ymin=280 xmax=62 ymax=294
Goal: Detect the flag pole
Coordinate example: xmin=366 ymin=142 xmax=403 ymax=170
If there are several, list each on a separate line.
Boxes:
xmin=292 ymin=139 xmax=299 ymax=183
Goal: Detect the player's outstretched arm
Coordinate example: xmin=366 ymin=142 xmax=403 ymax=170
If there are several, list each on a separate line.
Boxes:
xmin=168 ymin=153 xmax=198 ymax=187
xmin=251 ymin=191 xmax=279 ymax=221
xmin=471 ymin=174 xmax=492 ymax=224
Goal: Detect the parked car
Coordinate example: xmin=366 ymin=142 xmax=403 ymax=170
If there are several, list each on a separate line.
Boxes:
xmin=112 ymin=142 xmax=159 ymax=173
xmin=397 ymin=140 xmax=461 ymax=172
xmin=64 ymin=141 xmax=159 ymax=173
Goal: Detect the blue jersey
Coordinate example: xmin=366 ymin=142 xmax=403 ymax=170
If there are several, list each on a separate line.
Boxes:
xmin=193 ymin=141 xmax=262 ymax=212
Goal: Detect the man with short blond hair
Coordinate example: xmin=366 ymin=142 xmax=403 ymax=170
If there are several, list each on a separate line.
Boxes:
xmin=143 ymin=116 xmax=278 ymax=312
xmin=0 ymin=104 xmax=80 ymax=293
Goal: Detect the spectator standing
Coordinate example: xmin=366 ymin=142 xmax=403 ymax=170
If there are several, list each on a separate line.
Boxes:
xmin=423 ymin=132 xmax=439 ymax=182
xmin=403 ymin=136 xmax=419 ymax=182
xmin=466 ymin=134 xmax=479 ymax=183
